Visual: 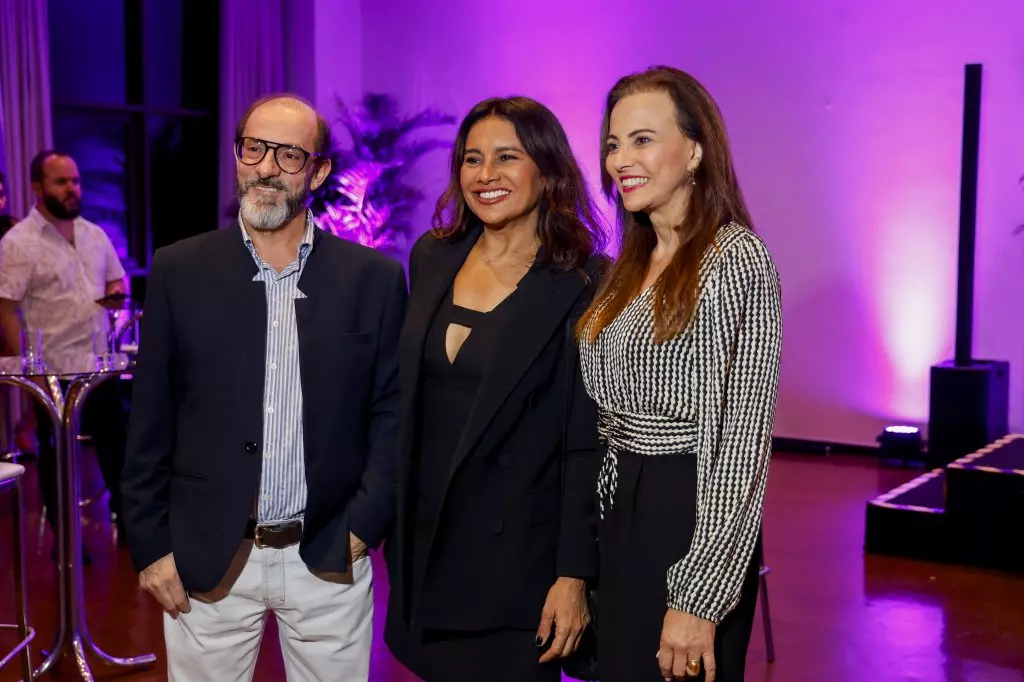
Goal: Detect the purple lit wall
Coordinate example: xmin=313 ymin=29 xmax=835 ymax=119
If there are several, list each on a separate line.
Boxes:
xmin=48 ymin=0 xmax=126 ymax=107
xmin=47 ymin=0 xmax=131 ymax=261
xmin=311 ymin=0 xmax=1024 ymax=446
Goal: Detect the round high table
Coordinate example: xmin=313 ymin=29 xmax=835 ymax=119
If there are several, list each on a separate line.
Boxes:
xmin=0 ymin=352 xmax=156 ymax=680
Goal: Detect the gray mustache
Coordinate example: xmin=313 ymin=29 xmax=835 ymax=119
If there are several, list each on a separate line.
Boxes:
xmin=243 ymin=177 xmax=287 ymax=191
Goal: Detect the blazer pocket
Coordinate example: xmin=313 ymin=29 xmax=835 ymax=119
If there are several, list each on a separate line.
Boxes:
xmin=526 ymin=485 xmax=561 ymax=526
xmin=171 ymin=469 xmax=208 ymax=483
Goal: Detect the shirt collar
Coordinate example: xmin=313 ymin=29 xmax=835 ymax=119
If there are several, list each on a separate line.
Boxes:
xmin=28 ymin=206 xmax=81 ymax=234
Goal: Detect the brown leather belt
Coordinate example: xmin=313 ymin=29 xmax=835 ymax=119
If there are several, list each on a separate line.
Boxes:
xmin=244 ymin=519 xmax=302 ymax=549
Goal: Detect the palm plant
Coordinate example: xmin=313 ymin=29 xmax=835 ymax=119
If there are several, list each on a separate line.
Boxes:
xmin=310 ymin=93 xmax=455 ymax=253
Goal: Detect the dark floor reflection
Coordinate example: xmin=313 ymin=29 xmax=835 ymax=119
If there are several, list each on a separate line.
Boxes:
xmin=0 ymin=452 xmax=1022 ymax=681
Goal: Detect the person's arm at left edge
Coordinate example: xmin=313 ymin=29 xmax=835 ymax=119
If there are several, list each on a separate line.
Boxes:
xmin=101 ymin=232 xmax=128 ymax=306
xmin=105 ymin=279 xmax=127 ymax=296
xmin=346 ymin=261 xmax=409 ymax=560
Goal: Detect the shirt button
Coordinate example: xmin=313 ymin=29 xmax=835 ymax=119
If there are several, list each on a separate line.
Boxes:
xmin=263 ymin=494 xmax=270 ymax=501
xmin=270 ymin=363 xmax=278 ymax=370
xmin=267 ymin=406 xmax=275 ymax=414
xmin=273 ymin=320 xmax=279 ymax=328
xmin=265 ymin=452 xmax=272 ymax=460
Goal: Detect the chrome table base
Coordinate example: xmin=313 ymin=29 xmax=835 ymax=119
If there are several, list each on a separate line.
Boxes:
xmin=0 ymin=372 xmax=155 ymax=680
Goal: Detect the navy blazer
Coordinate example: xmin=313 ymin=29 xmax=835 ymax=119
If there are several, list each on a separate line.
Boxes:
xmin=121 ymin=225 xmax=407 ymax=593
xmin=385 ymin=227 xmax=604 ymax=633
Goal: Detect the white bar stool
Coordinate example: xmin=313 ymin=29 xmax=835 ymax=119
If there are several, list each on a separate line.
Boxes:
xmin=0 ymin=461 xmax=34 ymax=680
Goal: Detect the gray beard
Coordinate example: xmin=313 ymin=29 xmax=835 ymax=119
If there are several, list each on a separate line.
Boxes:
xmin=240 ymin=196 xmax=304 ymax=231
xmin=237 ymin=180 xmax=308 ymax=231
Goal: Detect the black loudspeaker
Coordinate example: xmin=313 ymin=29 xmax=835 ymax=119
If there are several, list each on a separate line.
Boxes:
xmin=927 ymin=359 xmax=1010 ymax=467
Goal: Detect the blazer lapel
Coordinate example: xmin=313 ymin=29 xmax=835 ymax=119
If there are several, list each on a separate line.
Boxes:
xmin=446 ymin=263 xmax=585 ymax=480
xmin=398 ymin=230 xmax=479 ymax=445
xmin=394 ymin=229 xmax=478 ymax=617
xmin=223 ymin=227 xmax=268 ymax=378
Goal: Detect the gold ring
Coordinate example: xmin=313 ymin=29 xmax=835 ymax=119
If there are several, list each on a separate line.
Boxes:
xmin=686 ymin=658 xmax=701 ymax=675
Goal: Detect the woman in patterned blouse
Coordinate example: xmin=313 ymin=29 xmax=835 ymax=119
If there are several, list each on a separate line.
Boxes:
xmin=577 ymin=66 xmax=783 ymax=681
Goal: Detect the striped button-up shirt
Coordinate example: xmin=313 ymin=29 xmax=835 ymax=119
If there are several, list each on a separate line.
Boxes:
xmin=240 ymin=212 xmax=313 ymax=524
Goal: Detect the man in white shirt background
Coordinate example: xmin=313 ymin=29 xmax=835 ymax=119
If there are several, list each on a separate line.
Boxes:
xmin=0 ymin=150 xmax=130 ymax=556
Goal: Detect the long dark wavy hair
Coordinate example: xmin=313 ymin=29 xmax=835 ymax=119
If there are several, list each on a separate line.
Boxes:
xmin=431 ymin=96 xmax=606 ymax=272
xmin=578 ymin=66 xmax=754 ymax=344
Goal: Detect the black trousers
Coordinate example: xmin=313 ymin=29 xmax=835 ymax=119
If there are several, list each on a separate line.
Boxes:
xmin=598 ymin=450 xmax=761 ymax=682
xmin=33 ymin=379 xmax=127 ymax=530
xmin=386 ymin=622 xmax=561 ymax=682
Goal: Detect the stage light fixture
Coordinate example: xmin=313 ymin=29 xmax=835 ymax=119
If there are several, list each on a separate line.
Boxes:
xmin=877 ymin=425 xmax=924 ymax=467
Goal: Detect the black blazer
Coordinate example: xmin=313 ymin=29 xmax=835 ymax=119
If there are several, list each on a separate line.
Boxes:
xmin=385 ymin=228 xmax=604 ymax=633
xmin=121 ymin=226 xmax=407 ymax=593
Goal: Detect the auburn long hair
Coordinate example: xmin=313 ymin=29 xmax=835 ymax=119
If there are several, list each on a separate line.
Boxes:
xmin=578 ymin=66 xmax=753 ymax=344
xmin=432 ymin=96 xmax=606 ymax=272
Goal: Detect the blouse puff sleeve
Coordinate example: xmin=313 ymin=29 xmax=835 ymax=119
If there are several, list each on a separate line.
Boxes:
xmin=665 ymin=232 xmax=783 ymax=624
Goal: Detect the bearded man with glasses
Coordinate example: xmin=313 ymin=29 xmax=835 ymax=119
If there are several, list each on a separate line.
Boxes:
xmin=121 ymin=93 xmax=408 ymax=681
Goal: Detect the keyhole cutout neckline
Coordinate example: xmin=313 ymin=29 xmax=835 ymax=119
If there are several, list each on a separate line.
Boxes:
xmin=443 ymin=285 xmax=519 ymax=366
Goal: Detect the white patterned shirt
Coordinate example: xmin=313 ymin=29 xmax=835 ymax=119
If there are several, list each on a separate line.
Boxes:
xmin=240 ymin=212 xmax=314 ymax=524
xmin=579 ymin=222 xmax=783 ymax=624
xmin=0 ymin=208 xmax=125 ymax=370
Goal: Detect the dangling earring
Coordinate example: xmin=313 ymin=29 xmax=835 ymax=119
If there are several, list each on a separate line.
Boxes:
xmin=689 ymin=171 xmax=696 ymax=187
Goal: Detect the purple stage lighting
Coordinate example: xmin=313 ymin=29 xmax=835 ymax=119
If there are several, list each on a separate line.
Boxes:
xmin=878 ymin=425 xmax=925 ymax=467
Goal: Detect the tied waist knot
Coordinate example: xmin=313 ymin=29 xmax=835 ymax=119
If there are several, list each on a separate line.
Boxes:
xmin=596 ymin=411 xmax=698 ymax=518
xmin=597 ymin=411 xmax=697 ymax=455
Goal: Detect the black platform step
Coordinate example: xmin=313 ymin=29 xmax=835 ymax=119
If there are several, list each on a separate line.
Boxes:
xmin=945 ymin=433 xmax=1024 ymax=572
xmin=865 ymin=467 xmax=949 ymax=563
xmin=947 ymin=432 xmax=1024 ymax=474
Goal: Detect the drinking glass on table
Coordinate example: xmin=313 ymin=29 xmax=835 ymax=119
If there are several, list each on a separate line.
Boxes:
xmin=20 ymin=328 xmax=44 ymax=374
xmin=92 ymin=332 xmax=112 ymax=372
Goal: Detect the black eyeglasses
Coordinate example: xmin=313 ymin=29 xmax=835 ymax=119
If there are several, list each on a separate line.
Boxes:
xmin=234 ymin=137 xmax=323 ymax=174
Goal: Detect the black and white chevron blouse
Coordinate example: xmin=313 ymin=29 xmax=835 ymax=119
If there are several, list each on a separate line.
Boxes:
xmin=579 ymin=221 xmax=783 ymax=624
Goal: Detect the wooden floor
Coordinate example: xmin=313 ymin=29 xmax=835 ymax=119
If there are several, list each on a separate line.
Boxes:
xmin=1 ymin=451 xmax=1023 ymax=682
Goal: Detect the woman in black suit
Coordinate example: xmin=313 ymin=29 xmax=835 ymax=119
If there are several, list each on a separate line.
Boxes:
xmin=384 ymin=96 xmax=607 ymax=682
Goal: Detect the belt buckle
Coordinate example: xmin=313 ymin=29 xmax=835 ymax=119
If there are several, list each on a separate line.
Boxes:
xmin=253 ymin=524 xmax=266 ymax=549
